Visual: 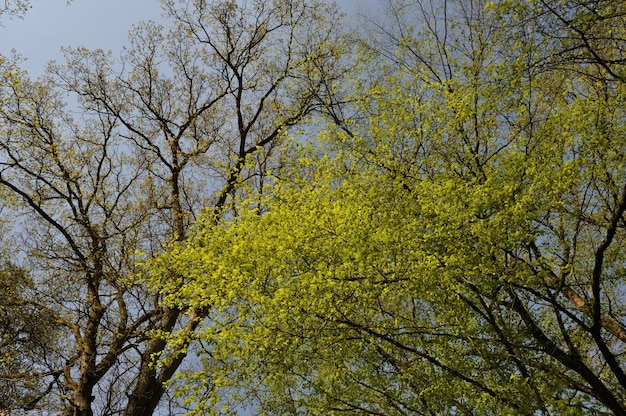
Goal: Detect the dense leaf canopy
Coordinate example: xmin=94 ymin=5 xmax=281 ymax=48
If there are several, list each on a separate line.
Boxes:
xmin=150 ymin=0 xmax=626 ymax=414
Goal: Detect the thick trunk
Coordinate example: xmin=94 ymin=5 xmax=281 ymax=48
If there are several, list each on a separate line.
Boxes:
xmin=123 ymin=307 xmax=179 ymax=416
xmin=124 ymin=307 xmax=202 ymax=416
xmin=63 ymin=387 xmax=94 ymax=416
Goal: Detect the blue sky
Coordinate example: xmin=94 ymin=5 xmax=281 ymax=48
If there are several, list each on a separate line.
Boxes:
xmin=0 ymin=0 xmax=164 ymax=75
xmin=0 ymin=0 xmax=379 ymax=76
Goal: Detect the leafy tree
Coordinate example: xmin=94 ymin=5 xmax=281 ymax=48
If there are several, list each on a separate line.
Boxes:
xmin=0 ymin=261 xmax=63 ymax=413
xmin=151 ymin=0 xmax=626 ymax=414
xmin=0 ymin=0 xmax=350 ymax=414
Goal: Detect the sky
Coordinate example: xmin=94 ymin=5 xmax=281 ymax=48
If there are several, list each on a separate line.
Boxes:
xmin=0 ymin=0 xmax=380 ymax=77
xmin=0 ymin=0 xmax=164 ymax=75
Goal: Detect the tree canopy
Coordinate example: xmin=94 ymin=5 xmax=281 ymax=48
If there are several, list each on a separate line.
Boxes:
xmin=150 ymin=0 xmax=626 ymax=414
xmin=2 ymin=0 xmax=626 ymax=414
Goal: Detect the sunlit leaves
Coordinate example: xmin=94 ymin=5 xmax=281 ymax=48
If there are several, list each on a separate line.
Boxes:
xmin=152 ymin=1 xmax=626 ymax=414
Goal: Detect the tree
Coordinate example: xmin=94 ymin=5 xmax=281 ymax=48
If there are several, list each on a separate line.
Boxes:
xmin=0 ymin=0 xmax=350 ymax=414
xmin=151 ymin=0 xmax=626 ymax=414
xmin=0 ymin=261 xmax=63 ymax=413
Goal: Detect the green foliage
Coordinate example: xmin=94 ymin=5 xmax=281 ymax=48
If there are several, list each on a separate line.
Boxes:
xmin=0 ymin=262 xmax=62 ymax=413
xmin=2 ymin=0 xmax=626 ymax=414
xmin=150 ymin=1 xmax=626 ymax=414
